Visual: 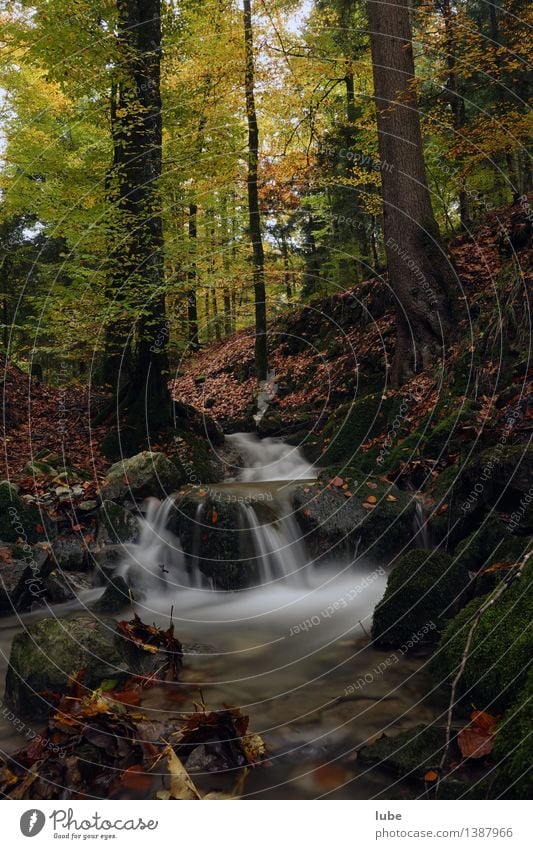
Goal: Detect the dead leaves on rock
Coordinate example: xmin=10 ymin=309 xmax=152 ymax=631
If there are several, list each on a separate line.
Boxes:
xmin=116 ymin=613 xmax=183 ymax=682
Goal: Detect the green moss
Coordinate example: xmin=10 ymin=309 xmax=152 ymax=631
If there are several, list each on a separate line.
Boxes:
xmin=320 ymin=394 xmax=400 ymax=466
xmin=0 ymin=481 xmax=40 ymax=543
xmin=372 ymin=549 xmax=468 ymax=648
xmin=359 ymin=724 xmax=446 ymax=778
xmin=431 ymin=560 xmax=533 ymax=711
xmin=493 ymin=669 xmax=533 ymax=799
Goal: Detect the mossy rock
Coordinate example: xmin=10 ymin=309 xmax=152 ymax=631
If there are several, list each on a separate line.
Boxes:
xmin=99 ymin=451 xmax=186 ymax=502
xmin=4 ymin=612 xmax=178 ymax=720
xmin=492 ymin=669 xmax=533 ymax=799
xmin=0 ymin=481 xmax=42 ymax=544
xmin=23 ymin=459 xmax=58 ymax=478
xmin=359 ymin=724 xmax=447 ymax=779
xmin=4 ymin=615 xmax=129 ymax=719
xmin=431 ymin=559 xmax=533 ymax=712
xmin=319 ymin=393 xmax=400 ymax=466
xmin=459 ymin=443 xmax=533 ymax=518
xmin=372 ymin=549 xmax=468 ymax=648
xmin=168 ymin=492 xmax=259 ymax=590
xmin=171 ymin=431 xmax=223 ymax=485
xmin=291 ymin=474 xmax=415 ymax=563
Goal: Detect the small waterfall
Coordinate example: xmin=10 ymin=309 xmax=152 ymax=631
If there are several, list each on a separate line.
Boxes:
xmin=226 ymin=431 xmax=316 ymax=482
xmin=118 ymin=496 xmax=208 ymax=592
xmin=240 ymin=504 xmax=312 ymax=587
xmin=413 ymin=496 xmax=432 ymax=549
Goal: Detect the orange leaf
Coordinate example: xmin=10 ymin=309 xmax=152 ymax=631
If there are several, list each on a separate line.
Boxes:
xmin=424 ymin=770 xmax=439 ymax=782
xmin=366 ymin=495 xmax=377 ymax=504
xmin=211 ymin=510 xmax=218 ymax=524
xmin=458 ymin=727 xmax=494 ymax=759
xmin=120 ymin=764 xmax=153 ymax=792
xmin=330 ymin=476 xmax=344 ymax=488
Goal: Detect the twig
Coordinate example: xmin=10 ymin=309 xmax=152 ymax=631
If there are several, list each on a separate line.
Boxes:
xmin=438 ymin=552 xmax=530 ymax=781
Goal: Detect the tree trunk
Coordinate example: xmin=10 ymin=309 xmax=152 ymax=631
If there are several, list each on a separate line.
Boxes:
xmin=243 ymin=0 xmax=267 ymax=381
xmin=187 ymin=202 xmax=200 ymax=350
xmin=367 ymin=0 xmax=456 ymax=386
xmin=101 ymin=0 xmax=171 ymax=455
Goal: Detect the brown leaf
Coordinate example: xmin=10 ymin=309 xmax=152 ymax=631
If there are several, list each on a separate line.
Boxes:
xmin=157 ymin=745 xmax=200 ymax=800
xmin=424 ymin=770 xmax=439 ymax=782
xmin=458 ymin=727 xmax=494 ymax=759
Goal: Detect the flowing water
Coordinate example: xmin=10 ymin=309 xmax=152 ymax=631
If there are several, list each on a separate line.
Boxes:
xmin=0 ymin=434 xmax=439 ymax=798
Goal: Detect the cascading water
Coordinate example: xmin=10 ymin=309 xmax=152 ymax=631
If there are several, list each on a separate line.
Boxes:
xmin=115 ymin=433 xmax=387 ymax=647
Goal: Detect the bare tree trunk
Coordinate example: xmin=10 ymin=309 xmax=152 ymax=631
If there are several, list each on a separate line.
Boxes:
xmin=243 ymin=0 xmax=267 ymax=381
xmin=367 ymin=0 xmax=456 ymax=386
xmin=101 ymin=0 xmax=170 ymax=454
xmin=187 ymin=202 xmax=200 ymax=350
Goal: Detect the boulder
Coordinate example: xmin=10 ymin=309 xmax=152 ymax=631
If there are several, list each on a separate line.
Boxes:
xmin=291 ymin=474 xmax=416 ymax=563
xmin=91 ymin=575 xmax=131 ymax=613
xmin=493 ymin=669 xmax=533 ymax=799
xmin=359 ymin=724 xmax=447 ymax=779
xmin=372 ymin=549 xmax=469 ymax=649
xmin=0 ymin=543 xmax=55 ymax=613
xmin=99 ymin=451 xmax=185 ymax=502
xmin=51 ymin=534 xmax=89 ymax=571
xmin=431 ymin=556 xmax=533 ymax=712
xmin=4 ymin=612 xmax=174 ymax=719
xmin=169 ymin=492 xmax=259 ymax=590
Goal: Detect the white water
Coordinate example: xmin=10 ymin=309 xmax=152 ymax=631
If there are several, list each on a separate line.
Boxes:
xmin=116 ymin=433 xmax=386 ymax=650
xmin=226 ymin=431 xmax=317 ymax=482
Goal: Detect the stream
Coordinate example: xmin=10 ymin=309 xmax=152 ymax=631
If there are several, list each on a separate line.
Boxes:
xmin=0 ymin=434 xmax=439 ymax=798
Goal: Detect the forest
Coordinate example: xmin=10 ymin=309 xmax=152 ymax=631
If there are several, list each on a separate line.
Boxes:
xmin=0 ymin=0 xmax=531 ymax=804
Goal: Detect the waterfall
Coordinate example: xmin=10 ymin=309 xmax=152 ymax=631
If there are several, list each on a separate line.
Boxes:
xmin=413 ymin=497 xmax=432 ymax=549
xmin=225 ymin=431 xmax=316 ymax=482
xmin=117 ymin=496 xmax=209 ymax=592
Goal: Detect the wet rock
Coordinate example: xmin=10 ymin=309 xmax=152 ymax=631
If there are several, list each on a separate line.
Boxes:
xmin=169 ymin=492 xmax=259 ymax=590
xmin=99 ymin=451 xmax=185 ymax=502
xmin=372 ymin=549 xmax=468 ymax=649
xmin=91 ymin=544 xmax=127 ymax=576
xmin=291 ymin=475 xmax=415 ymax=563
xmin=42 ymin=570 xmax=93 ymax=604
xmin=51 ymin=534 xmax=89 ymax=571
xmin=91 ymin=575 xmax=131 ymax=613
xmin=4 ymin=615 xmax=129 ymax=719
xmin=173 ymin=400 xmax=225 ymax=447
xmin=96 ymin=500 xmax=139 ymax=546
xmin=4 ymin=611 xmax=179 ymax=720
xmin=0 ymin=543 xmax=55 ymax=613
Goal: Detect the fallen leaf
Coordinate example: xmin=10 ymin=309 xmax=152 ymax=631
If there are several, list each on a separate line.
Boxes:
xmin=157 ymin=745 xmax=200 ymax=800
xmin=424 ymin=770 xmax=439 ymax=782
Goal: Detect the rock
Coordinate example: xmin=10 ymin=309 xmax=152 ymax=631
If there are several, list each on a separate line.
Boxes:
xmin=78 ymin=500 xmax=98 ymax=513
xmin=91 ymin=544 xmax=127 ymax=576
xmin=359 ymin=724 xmax=447 ymax=778
xmin=493 ymin=668 xmax=533 ymax=799
xmin=0 ymin=543 xmax=55 ymax=613
xmin=431 ymin=556 xmax=533 ymax=712
xmin=51 ymin=534 xmax=89 ymax=571
xmin=170 ymin=432 xmax=224 ymax=485
xmin=96 ymin=500 xmax=139 ymax=546
xmin=291 ymin=474 xmax=416 ymax=563
xmin=4 ymin=615 xmax=129 ymax=719
xmin=91 ymin=575 xmax=131 ymax=613
xmin=372 ymin=549 xmax=469 ymax=649
xmin=23 ymin=459 xmax=58 ymax=477
xmin=0 ymin=480 xmax=42 ymax=544
xmin=169 ymin=492 xmax=259 ymax=590
xmin=173 ymin=400 xmax=225 ymax=447
xmin=99 ymin=451 xmax=185 ymax=502
xmin=4 ymin=612 xmax=177 ymax=719
xmin=42 ymin=570 xmax=93 ymax=603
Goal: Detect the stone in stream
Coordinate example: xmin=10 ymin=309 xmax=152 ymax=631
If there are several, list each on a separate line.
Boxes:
xmin=291 ymin=474 xmax=415 ymax=563
xmin=91 ymin=574 xmax=132 ymax=613
xmin=4 ymin=612 xmax=171 ymax=719
xmin=95 ymin=500 xmax=139 ymax=546
xmin=371 ymin=549 xmax=468 ymax=649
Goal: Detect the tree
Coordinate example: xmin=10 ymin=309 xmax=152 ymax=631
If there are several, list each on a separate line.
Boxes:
xmin=367 ymin=0 xmax=457 ymax=385
xmin=243 ymin=0 xmax=268 ymax=382
xmin=102 ymin=0 xmax=171 ymax=454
